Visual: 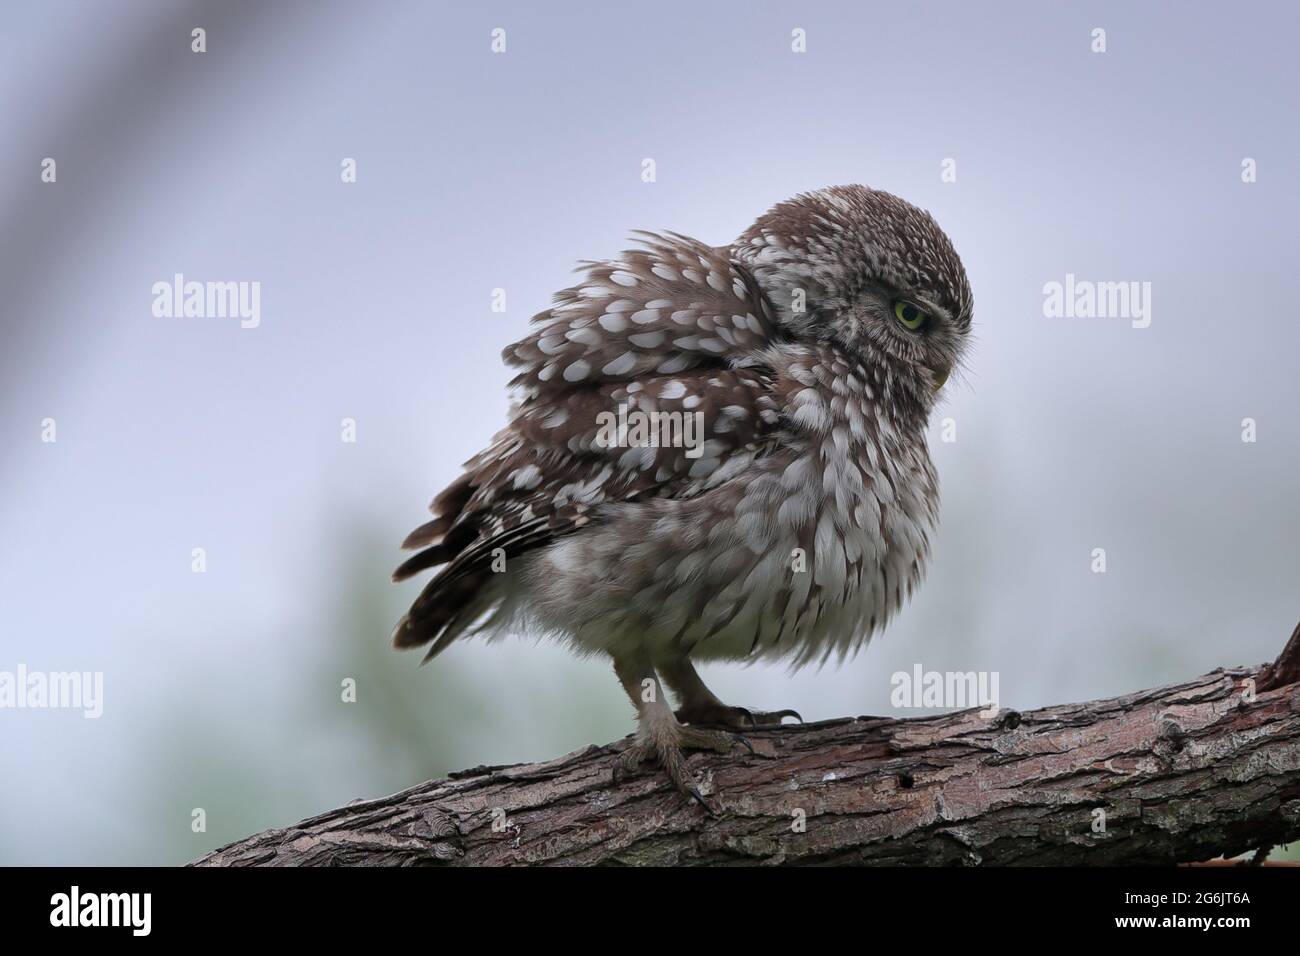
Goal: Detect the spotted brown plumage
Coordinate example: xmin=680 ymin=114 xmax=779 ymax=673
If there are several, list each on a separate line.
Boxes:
xmin=393 ymin=184 xmax=973 ymax=805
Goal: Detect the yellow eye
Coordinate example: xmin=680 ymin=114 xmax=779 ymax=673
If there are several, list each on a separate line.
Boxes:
xmin=893 ymin=301 xmax=929 ymax=331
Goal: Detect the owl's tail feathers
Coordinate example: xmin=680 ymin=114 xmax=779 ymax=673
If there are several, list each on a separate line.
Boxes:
xmin=391 ymin=521 xmax=477 ymax=583
xmin=393 ymin=472 xmax=478 ymax=576
xmin=392 ymin=459 xmax=553 ymax=662
xmin=390 ymin=469 xmax=485 ymax=658
xmin=390 ymin=571 xmax=488 ymax=663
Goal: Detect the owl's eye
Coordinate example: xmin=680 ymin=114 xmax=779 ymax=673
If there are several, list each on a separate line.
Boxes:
xmin=893 ymin=301 xmax=930 ymax=331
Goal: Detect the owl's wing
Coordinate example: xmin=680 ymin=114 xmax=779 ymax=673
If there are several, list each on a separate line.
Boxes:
xmin=393 ymin=232 xmax=784 ymax=658
xmin=505 ymin=230 xmax=777 ymax=395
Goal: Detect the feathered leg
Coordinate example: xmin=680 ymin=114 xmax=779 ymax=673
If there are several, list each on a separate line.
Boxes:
xmin=610 ymin=654 xmax=744 ymax=808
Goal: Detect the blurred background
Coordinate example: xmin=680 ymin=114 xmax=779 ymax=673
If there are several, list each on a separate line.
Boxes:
xmin=2 ymin=1 xmax=1297 ymax=865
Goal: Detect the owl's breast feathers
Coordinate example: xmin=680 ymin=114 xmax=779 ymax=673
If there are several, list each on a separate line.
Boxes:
xmin=392 ymin=232 xmax=937 ymax=663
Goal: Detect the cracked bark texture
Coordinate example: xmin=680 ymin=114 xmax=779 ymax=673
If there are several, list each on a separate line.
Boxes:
xmin=193 ymin=628 xmax=1300 ymax=866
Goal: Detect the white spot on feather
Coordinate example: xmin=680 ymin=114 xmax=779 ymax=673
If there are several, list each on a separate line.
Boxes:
xmin=629 ymin=331 xmax=665 ymax=348
xmin=563 ymin=360 xmax=591 ymax=382
xmin=565 ymin=327 xmax=602 ymax=346
xmin=510 ymin=464 xmax=542 ymax=490
xmin=602 ymin=352 xmax=636 ymax=376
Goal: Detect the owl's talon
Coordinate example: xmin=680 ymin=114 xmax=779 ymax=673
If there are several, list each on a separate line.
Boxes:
xmin=675 ymin=702 xmax=754 ymax=729
xmin=610 ymin=758 xmax=629 ymax=786
xmin=687 ymin=786 xmax=717 ymax=816
xmin=616 ymin=719 xmax=741 ymax=807
xmin=612 ymin=736 xmax=659 ymax=786
xmin=675 ymin=701 xmax=802 ymax=730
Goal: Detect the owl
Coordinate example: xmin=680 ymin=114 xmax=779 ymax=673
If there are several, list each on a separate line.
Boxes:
xmin=393 ymin=185 xmax=973 ymax=806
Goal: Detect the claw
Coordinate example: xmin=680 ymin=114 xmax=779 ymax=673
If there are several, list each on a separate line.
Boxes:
xmin=688 ymin=786 xmax=717 ymax=816
xmin=677 ymin=703 xmax=804 ymax=729
xmin=731 ymin=732 xmax=754 ymax=754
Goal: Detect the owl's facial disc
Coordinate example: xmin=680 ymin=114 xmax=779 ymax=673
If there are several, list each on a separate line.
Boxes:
xmin=788 ymin=281 xmax=961 ymax=398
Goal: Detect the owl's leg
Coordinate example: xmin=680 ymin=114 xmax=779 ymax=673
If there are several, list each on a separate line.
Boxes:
xmin=659 ymin=656 xmax=803 ymax=729
xmin=611 ymin=654 xmax=745 ymax=807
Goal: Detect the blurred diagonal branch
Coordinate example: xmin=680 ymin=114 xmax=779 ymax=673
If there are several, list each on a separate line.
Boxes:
xmin=193 ymin=627 xmax=1300 ymax=866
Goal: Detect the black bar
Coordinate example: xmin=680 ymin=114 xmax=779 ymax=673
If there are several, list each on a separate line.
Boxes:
xmin=0 ymin=864 xmax=1289 ymax=941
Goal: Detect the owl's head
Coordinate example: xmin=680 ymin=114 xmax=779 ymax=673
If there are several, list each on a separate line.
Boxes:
xmin=733 ymin=184 xmax=973 ymax=396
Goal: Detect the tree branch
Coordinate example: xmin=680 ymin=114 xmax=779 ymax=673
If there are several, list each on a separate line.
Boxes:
xmin=193 ymin=625 xmax=1300 ymax=866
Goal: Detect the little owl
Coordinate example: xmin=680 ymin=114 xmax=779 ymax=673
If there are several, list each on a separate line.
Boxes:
xmin=393 ymin=185 xmax=973 ymax=806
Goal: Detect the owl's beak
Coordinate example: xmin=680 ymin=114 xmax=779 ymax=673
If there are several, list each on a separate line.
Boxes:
xmin=928 ymin=361 xmax=951 ymax=393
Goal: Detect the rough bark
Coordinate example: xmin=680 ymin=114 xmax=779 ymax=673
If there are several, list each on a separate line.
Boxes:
xmin=193 ymin=625 xmax=1300 ymax=866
